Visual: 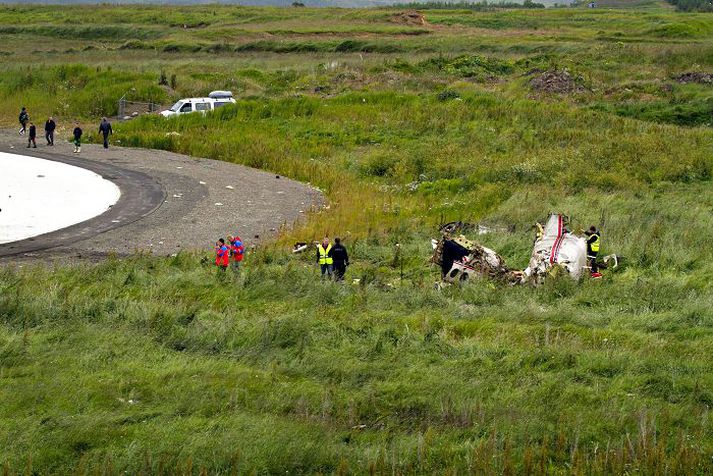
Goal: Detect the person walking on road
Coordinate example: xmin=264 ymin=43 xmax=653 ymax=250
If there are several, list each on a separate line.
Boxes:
xmin=215 ymin=238 xmax=230 ymax=271
xmin=317 ymin=237 xmax=333 ymax=279
xmin=73 ymin=122 xmax=83 ymax=154
xmin=227 ymin=234 xmax=245 ymax=273
xmin=99 ymin=117 xmax=113 ymax=149
xmin=585 ymin=225 xmax=601 ymax=278
xmin=18 ymin=107 xmax=29 ymax=135
xmin=331 ymin=237 xmax=349 ymax=281
xmin=27 ymin=123 xmax=37 ymax=148
xmin=44 ymin=117 xmax=56 ymax=146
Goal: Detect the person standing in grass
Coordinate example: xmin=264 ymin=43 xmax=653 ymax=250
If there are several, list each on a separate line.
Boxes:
xmin=215 ymin=238 xmax=230 ymax=271
xmin=27 ymin=123 xmax=37 ymax=148
xmin=331 ymin=237 xmax=349 ymax=281
xmin=99 ymin=117 xmax=113 ymax=149
xmin=44 ymin=117 xmax=56 ymax=146
xmin=18 ymin=107 xmax=29 ymax=135
xmin=316 ymin=237 xmax=333 ymax=279
xmin=72 ymin=122 xmax=83 ymax=153
xmin=227 ymin=234 xmax=244 ymax=273
xmin=585 ymin=225 xmax=601 ymax=278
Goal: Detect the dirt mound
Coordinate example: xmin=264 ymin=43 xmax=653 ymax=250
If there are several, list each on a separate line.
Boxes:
xmin=529 ymin=69 xmax=584 ymax=94
xmin=675 ymin=72 xmax=713 ymax=84
xmin=390 ymin=10 xmax=427 ymax=26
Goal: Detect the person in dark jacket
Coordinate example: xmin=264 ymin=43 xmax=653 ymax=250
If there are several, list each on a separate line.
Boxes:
xmin=18 ymin=107 xmax=29 ymax=135
xmin=44 ymin=117 xmax=56 ymax=146
xmin=73 ymin=123 xmax=83 ymax=154
xmin=99 ymin=117 xmax=113 ymax=149
xmin=330 ymin=237 xmax=349 ymax=281
xmin=585 ymin=225 xmax=601 ymax=277
xmin=27 ymin=123 xmax=37 ymax=148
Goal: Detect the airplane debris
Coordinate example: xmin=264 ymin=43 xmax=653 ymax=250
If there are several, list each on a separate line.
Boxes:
xmin=292 ymin=242 xmax=309 ymax=253
xmin=432 ymin=214 xmax=619 ymax=286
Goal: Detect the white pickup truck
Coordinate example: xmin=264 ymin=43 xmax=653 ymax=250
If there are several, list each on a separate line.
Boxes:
xmin=160 ymin=91 xmax=236 ymax=117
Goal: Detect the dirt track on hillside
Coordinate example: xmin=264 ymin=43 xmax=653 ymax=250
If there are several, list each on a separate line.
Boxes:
xmin=0 ymin=130 xmax=322 ymax=263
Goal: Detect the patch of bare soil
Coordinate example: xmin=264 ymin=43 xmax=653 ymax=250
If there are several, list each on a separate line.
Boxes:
xmin=529 ymin=69 xmax=585 ymax=94
xmin=675 ymin=72 xmax=713 ymax=85
xmin=390 ymin=10 xmax=427 ymax=26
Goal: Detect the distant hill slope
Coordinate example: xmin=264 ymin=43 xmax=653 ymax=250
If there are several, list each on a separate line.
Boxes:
xmin=0 ymin=0 xmax=560 ymax=7
xmin=592 ymin=0 xmax=672 ymax=9
xmin=0 ymin=0 xmax=682 ymax=6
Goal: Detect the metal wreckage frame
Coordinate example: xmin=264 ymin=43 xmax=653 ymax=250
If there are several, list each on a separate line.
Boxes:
xmin=431 ymin=214 xmax=619 ymax=286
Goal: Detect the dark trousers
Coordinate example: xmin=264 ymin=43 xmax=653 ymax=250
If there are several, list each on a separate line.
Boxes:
xmin=588 ymin=253 xmax=599 ymax=273
xmin=333 ymin=263 xmax=346 ymax=281
xmin=46 ymin=131 xmax=54 ymax=145
xmin=103 ymin=133 xmax=110 ymax=148
xmin=27 ymin=137 xmax=36 ymax=148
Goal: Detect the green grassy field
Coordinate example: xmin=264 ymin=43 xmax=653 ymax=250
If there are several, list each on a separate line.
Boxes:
xmin=1 ymin=2 xmax=713 ymax=474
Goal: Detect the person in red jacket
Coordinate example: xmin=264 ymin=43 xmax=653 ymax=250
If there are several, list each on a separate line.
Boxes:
xmin=215 ymin=238 xmax=230 ymax=271
xmin=227 ymin=234 xmax=244 ymax=272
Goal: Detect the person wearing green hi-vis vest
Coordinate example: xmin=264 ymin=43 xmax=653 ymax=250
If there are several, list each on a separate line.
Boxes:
xmin=585 ymin=225 xmax=602 ymax=278
xmin=316 ymin=237 xmax=334 ymax=279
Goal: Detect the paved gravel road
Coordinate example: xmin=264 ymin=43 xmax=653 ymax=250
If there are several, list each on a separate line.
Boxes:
xmin=0 ymin=130 xmax=322 ymax=262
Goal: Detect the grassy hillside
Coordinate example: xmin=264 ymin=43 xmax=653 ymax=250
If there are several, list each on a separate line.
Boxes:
xmin=1 ymin=2 xmax=713 ymax=474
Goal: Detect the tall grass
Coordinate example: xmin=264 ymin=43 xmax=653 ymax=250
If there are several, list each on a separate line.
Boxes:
xmin=1 ymin=3 xmax=713 ymax=473
xmin=113 ymin=90 xmax=712 ymax=244
xmin=2 ymin=223 xmax=713 ymax=473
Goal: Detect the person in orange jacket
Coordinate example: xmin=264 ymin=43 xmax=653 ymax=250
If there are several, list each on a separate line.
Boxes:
xmin=227 ymin=234 xmax=244 ymax=273
xmin=215 ymin=238 xmax=230 ymax=271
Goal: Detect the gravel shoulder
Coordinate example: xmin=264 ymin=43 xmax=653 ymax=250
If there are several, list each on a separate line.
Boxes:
xmin=0 ymin=129 xmax=323 ymax=263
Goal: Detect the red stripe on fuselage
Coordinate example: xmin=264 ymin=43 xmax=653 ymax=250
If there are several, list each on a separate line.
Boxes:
xmin=550 ymin=215 xmax=564 ymax=264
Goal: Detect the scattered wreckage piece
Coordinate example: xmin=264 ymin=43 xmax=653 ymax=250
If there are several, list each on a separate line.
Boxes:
xmin=432 ymin=222 xmax=522 ymax=284
xmin=292 ymin=242 xmax=310 ymax=253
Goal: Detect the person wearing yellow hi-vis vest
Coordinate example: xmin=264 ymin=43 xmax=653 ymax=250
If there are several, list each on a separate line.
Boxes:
xmin=585 ymin=225 xmax=601 ymax=277
xmin=316 ymin=237 xmax=334 ymax=279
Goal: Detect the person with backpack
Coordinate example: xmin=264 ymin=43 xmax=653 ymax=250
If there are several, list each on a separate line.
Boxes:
xmin=72 ymin=122 xmax=83 ymax=153
xmin=44 ymin=117 xmax=56 ymax=146
xmin=227 ymin=234 xmax=244 ymax=273
xmin=99 ymin=117 xmax=113 ymax=149
xmin=27 ymin=123 xmax=37 ymax=148
xmin=18 ymin=107 xmax=29 ymax=135
xmin=215 ymin=238 xmax=230 ymax=271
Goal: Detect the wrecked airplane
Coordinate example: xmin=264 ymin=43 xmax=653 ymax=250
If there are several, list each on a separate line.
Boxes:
xmin=432 ymin=214 xmax=617 ymax=285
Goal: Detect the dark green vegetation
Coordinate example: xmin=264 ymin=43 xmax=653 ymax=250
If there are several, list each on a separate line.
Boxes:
xmin=1 ymin=2 xmax=713 ymax=474
xmin=666 ymin=0 xmax=713 ymax=12
xmin=392 ymin=1 xmax=546 ymax=10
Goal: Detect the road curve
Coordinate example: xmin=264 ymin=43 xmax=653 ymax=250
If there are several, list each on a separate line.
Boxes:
xmin=0 ymin=130 xmax=322 ymax=261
